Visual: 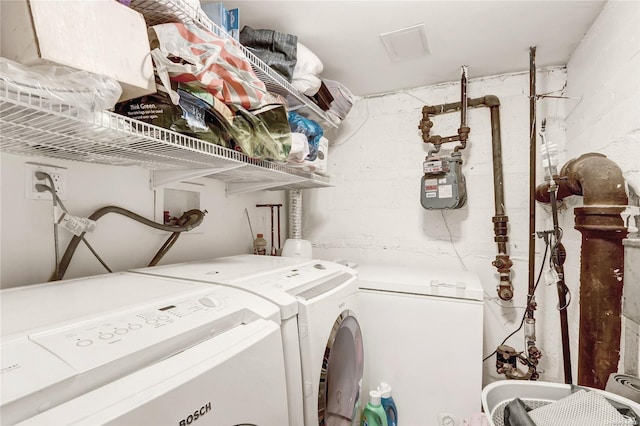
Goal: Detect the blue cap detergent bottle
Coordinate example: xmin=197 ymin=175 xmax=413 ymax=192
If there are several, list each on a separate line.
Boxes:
xmin=378 ymin=382 xmax=398 ymax=426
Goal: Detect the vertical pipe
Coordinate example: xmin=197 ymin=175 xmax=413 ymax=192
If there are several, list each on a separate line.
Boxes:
xmin=490 ymin=106 xmax=505 ymax=217
xmin=289 ymin=189 xmax=303 ymax=239
xmin=528 ymin=46 xmax=537 ymax=317
xmin=489 ymin=104 xmax=513 ymax=301
xmin=455 ymin=66 xmax=470 ymax=152
xmin=276 ymin=204 xmax=282 ymax=249
xmin=270 ymin=206 xmax=276 ymax=256
xmin=575 ymin=206 xmax=627 ymax=389
xmin=461 ymin=66 xmax=468 ymax=127
xmin=557 ymin=269 xmax=573 ymax=384
xmin=536 ymin=153 xmax=628 ymax=389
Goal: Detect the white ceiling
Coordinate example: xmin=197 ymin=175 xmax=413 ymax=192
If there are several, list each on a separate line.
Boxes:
xmin=222 ymin=0 xmax=606 ymax=96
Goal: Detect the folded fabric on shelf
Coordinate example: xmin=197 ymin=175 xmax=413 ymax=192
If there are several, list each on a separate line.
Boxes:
xmin=240 ymin=26 xmax=297 ymax=82
xmin=292 ymin=42 xmax=323 ymax=95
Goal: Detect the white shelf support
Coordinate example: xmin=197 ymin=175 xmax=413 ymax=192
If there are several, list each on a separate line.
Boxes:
xmin=151 ymin=164 xmax=247 ymax=188
xmin=226 ymin=177 xmax=308 ymax=196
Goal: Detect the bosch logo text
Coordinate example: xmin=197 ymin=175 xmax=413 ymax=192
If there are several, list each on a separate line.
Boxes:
xmin=179 ymin=402 xmax=211 ymax=425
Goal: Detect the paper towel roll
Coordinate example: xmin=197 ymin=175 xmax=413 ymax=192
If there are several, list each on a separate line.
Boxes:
xmin=605 ymin=373 xmax=640 ymax=403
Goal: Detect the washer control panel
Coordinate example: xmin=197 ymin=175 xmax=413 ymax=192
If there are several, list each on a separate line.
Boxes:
xmin=29 ymin=292 xmax=231 ymax=373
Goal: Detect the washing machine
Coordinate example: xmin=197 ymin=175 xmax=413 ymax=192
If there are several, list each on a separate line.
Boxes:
xmin=1 ymin=272 xmax=290 ymax=425
xmin=356 ymin=264 xmax=484 ymax=426
xmin=134 ymin=254 xmax=365 ymax=426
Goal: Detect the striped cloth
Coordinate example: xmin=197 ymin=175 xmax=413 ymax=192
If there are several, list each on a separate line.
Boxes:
xmin=149 ymin=22 xmax=268 ymax=110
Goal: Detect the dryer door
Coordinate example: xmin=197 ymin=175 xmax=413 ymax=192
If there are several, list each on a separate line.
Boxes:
xmin=318 ymin=310 xmax=364 ymax=426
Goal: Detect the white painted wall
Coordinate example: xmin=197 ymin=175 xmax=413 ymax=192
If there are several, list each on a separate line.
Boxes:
xmin=305 ymin=67 xmax=569 ymax=385
xmin=565 ymin=0 xmax=640 ymax=194
xmin=0 ymin=153 xmax=285 ymax=289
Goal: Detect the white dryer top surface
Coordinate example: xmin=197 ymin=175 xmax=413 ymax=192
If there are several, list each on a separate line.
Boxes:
xmin=135 ymin=255 xmax=357 ymax=319
xmin=1 ymin=272 xmax=280 ymax=338
xmin=356 ymin=264 xmax=484 ymax=301
xmin=135 ymin=254 xmax=313 ymax=283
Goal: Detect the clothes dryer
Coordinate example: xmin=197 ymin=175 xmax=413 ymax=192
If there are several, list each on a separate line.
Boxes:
xmin=134 ymin=255 xmax=364 ymax=426
xmin=1 ymin=272 xmax=289 ymax=425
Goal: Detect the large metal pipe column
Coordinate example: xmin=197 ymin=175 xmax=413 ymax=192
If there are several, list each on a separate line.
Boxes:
xmin=536 ymin=153 xmax=628 ymax=389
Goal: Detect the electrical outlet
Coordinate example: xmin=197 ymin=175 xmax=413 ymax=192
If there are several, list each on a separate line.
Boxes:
xmin=25 ymin=163 xmax=67 ymax=200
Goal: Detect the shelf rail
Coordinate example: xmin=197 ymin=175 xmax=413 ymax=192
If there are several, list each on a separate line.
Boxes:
xmin=1 ymin=0 xmax=335 ymax=193
xmin=0 ymin=84 xmax=331 ymax=194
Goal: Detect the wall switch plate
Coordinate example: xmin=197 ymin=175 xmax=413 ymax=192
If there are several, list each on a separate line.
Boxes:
xmin=25 ymin=162 xmax=67 ymax=200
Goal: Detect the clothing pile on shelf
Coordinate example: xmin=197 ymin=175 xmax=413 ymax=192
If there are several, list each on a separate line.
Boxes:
xmin=235 ymin=20 xmax=356 ymax=121
xmin=235 ymin=24 xmax=356 ymax=173
xmin=110 ymin=1 xmax=355 ymax=173
xmin=115 ymin=22 xmax=292 ymax=161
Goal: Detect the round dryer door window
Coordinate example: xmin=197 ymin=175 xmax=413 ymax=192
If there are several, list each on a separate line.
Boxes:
xmin=318 ymin=310 xmax=364 ymax=426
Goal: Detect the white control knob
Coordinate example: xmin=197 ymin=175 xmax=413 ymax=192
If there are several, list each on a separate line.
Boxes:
xmin=199 ymin=296 xmax=221 ymax=308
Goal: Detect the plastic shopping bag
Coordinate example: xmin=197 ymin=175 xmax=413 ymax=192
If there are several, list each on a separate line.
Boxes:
xmin=149 ymin=22 xmax=268 ymax=110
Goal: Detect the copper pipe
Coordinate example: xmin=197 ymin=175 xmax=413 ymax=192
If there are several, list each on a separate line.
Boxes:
xmin=535 ymin=153 xmax=628 ymax=389
xmin=420 ymin=95 xmax=513 ymax=299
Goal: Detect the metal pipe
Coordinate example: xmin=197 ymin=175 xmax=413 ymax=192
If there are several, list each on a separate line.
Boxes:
xmin=276 ymin=204 xmax=282 ymax=250
xmin=488 ymin=103 xmax=513 ymax=300
xmin=535 ymin=153 xmax=628 ymax=389
xmin=256 ymin=203 xmax=284 ymax=256
xmin=556 ymin=265 xmax=572 ymax=384
xmin=455 ymin=66 xmax=470 ymax=152
xmin=528 ymin=46 xmax=537 ymax=318
xmin=461 ymin=67 xmax=468 ymax=126
xmin=420 ymin=95 xmax=513 ymax=299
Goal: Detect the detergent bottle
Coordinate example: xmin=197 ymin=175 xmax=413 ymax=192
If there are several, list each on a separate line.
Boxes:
xmin=378 ymin=382 xmax=398 ymax=426
xmin=362 ymin=390 xmax=388 ymax=426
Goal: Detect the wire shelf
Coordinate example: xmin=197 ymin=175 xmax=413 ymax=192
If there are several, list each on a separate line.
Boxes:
xmin=129 ymin=0 xmax=337 ymax=128
xmin=0 ymin=84 xmax=332 ymax=194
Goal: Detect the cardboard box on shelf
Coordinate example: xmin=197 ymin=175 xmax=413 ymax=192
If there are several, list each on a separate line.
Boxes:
xmin=0 ymin=0 xmax=155 ymax=102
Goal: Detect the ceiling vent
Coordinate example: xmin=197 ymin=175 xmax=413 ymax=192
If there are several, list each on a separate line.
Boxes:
xmin=380 ymin=23 xmax=430 ymax=62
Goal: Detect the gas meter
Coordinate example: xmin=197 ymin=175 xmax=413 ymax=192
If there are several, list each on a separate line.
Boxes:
xmin=420 ymin=152 xmax=467 ymax=209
